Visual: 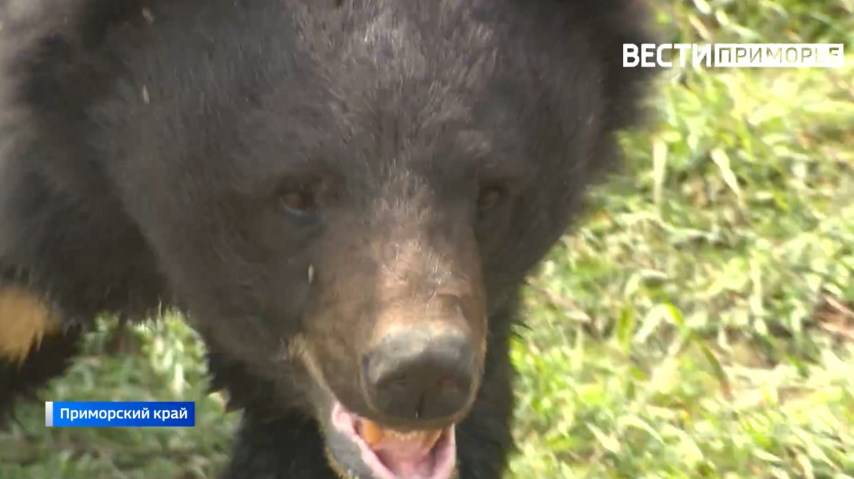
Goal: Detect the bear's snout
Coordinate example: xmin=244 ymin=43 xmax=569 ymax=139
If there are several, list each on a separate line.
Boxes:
xmin=361 ymin=325 xmax=477 ymax=423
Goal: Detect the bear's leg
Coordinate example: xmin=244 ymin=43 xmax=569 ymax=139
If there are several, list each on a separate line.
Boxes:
xmin=222 ymin=413 xmax=339 ymax=479
xmin=455 ymin=371 xmax=514 ymax=478
xmin=0 ymin=285 xmax=81 ymax=418
xmin=455 ymin=309 xmax=516 ymax=479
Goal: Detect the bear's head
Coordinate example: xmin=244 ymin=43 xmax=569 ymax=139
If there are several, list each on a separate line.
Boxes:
xmin=90 ymin=1 xmax=653 ymax=477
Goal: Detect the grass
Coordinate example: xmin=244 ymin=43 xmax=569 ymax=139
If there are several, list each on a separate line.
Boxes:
xmin=2 ymin=1 xmax=853 ymax=478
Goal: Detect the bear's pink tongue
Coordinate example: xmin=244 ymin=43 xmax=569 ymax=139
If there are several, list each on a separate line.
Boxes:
xmin=358 ymin=421 xmax=443 ymax=477
xmin=331 ymin=403 xmax=457 ymax=479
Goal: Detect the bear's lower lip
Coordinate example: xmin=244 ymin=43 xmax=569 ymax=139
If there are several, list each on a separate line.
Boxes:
xmin=330 ymin=402 xmax=457 ymax=479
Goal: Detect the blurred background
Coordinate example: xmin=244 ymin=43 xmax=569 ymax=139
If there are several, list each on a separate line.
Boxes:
xmin=1 ymin=1 xmax=852 ymax=478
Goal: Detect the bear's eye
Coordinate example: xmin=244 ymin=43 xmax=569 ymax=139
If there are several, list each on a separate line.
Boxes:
xmin=278 ymin=184 xmax=319 ymax=220
xmin=477 ymin=184 xmax=506 ymax=212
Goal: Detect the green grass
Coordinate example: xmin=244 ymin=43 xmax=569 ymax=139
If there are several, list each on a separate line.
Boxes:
xmin=2 ymin=1 xmax=853 ymax=478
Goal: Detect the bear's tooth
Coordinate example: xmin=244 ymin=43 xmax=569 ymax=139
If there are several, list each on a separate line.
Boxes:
xmin=359 ymin=419 xmax=385 ymax=446
xmin=424 ymin=429 xmax=443 ymax=448
xmin=357 ymin=419 xmax=444 ymax=449
xmin=386 ymin=429 xmax=411 ymax=439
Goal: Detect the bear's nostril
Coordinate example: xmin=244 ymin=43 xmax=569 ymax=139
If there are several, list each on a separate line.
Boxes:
xmin=362 ymin=331 xmax=476 ymax=422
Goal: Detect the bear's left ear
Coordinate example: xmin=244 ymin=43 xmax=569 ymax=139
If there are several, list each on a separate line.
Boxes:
xmin=0 ymin=0 xmax=147 ymax=50
xmin=574 ymin=0 xmax=659 ymax=132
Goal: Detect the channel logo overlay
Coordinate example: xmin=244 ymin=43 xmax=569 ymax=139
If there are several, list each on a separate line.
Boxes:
xmin=623 ymin=43 xmax=845 ymax=68
xmin=45 ymin=401 xmax=195 ymax=428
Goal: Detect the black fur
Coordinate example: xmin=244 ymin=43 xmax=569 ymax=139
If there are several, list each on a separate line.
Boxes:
xmin=0 ymin=1 xmax=655 ymax=477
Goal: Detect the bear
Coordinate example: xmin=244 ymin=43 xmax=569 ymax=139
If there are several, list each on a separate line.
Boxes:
xmin=0 ymin=1 xmax=655 ymax=478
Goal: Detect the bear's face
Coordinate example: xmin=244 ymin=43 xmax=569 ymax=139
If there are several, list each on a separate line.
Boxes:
xmin=98 ymin=2 xmax=619 ymax=478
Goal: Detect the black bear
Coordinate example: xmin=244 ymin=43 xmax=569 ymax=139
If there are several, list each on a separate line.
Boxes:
xmin=0 ymin=1 xmax=654 ymax=478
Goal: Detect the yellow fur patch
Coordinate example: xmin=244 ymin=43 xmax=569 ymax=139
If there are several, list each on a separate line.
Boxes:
xmin=0 ymin=287 xmax=59 ymax=363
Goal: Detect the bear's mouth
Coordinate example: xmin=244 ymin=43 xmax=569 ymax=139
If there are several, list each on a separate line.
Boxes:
xmin=329 ymin=402 xmax=457 ymax=479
